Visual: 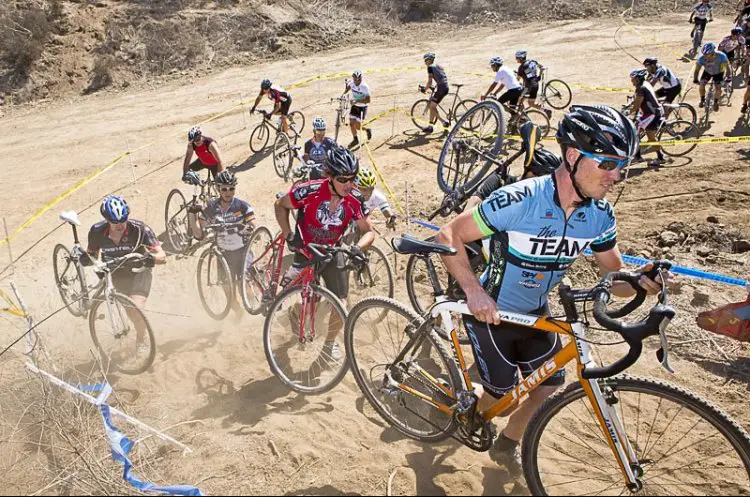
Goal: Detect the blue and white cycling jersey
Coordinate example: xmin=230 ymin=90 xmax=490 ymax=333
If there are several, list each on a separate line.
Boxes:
xmin=693 ymin=2 xmax=713 ymax=20
xmin=473 ymin=175 xmax=617 ymax=314
xmin=697 ymin=51 xmax=729 ymax=75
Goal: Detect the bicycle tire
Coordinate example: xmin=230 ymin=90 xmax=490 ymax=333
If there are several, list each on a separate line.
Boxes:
xmin=672 ymin=102 xmax=697 ymax=125
xmin=263 ymin=283 xmax=349 ymax=394
xmin=404 ymin=252 xmax=472 ymax=346
xmin=196 ymin=247 xmax=233 ymax=320
xmin=454 ymin=98 xmax=478 ymax=122
xmin=410 ymin=99 xmax=432 ymax=131
xmin=52 ymin=244 xmax=88 ymax=317
xmin=249 ymin=123 xmax=270 ymax=153
xmin=289 ymin=111 xmax=306 ymax=135
xmin=348 ymin=245 xmax=395 ymax=320
xmin=543 ymin=79 xmax=572 ymax=110
xmin=273 ymin=133 xmax=294 ymax=180
xmin=89 ymin=293 xmax=156 ymax=376
xmin=164 ymin=188 xmax=191 ymax=254
xmin=519 ymin=108 xmax=551 ymax=137
xmin=659 ymin=119 xmax=699 ymax=157
xmin=345 ymin=296 xmax=461 ymax=442
xmin=437 ymin=100 xmax=505 ymax=194
xmin=241 ymin=226 xmax=274 ymax=315
xmin=522 ymin=375 xmax=750 ymax=495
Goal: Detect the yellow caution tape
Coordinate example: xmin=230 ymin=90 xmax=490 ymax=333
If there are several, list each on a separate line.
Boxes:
xmin=361 ymin=139 xmax=406 ymax=216
xmin=642 ymin=134 xmax=750 ymax=146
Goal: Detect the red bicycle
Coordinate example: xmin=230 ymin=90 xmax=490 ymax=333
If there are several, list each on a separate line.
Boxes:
xmin=242 ymin=228 xmax=352 ymax=394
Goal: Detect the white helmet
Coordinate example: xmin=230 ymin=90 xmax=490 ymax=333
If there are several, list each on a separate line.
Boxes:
xmin=490 ymin=56 xmax=504 ymax=66
xmin=515 ymin=50 xmax=527 ymax=60
xmin=312 ymin=117 xmax=327 ymax=131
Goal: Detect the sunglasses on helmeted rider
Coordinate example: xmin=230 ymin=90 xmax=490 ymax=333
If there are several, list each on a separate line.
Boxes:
xmin=334 ymin=176 xmax=357 ymax=184
xmin=220 ymin=187 xmax=235 ymax=192
xmin=577 ymin=150 xmax=630 ymax=171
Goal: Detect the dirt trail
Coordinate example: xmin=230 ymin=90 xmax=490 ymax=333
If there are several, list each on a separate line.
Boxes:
xmin=1 ymin=14 xmax=750 ymax=495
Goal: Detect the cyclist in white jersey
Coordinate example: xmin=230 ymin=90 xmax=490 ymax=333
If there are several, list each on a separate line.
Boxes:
xmin=342 ymin=71 xmax=372 ymax=149
xmin=483 ymin=56 xmax=524 ymax=108
xmin=643 ymin=57 xmax=682 ymax=113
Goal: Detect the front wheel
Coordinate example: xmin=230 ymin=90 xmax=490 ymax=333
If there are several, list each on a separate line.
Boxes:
xmin=658 ymin=119 xmax=699 ymax=157
xmin=410 ymin=99 xmax=432 ymax=131
xmin=453 ymin=98 xmax=478 ymax=122
xmin=289 ymin=110 xmax=306 ymax=135
xmin=273 ymin=133 xmax=294 ymax=180
xmin=53 ymin=244 xmax=88 ymax=317
xmin=164 ymin=188 xmax=191 ymax=254
xmin=345 ymin=297 xmax=461 ymax=443
xmin=522 ymin=375 xmax=750 ymax=495
xmin=543 ymin=79 xmax=572 ymax=110
xmin=348 ymin=245 xmax=395 ymax=320
xmin=196 ymin=247 xmax=233 ymax=320
xmin=89 ymin=293 xmax=156 ymax=375
xmin=263 ymin=283 xmax=349 ymax=394
xmin=249 ymin=123 xmax=270 ymax=153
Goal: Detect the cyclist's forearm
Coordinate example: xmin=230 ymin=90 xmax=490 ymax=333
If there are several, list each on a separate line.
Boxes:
xmin=149 ymin=245 xmax=167 ymax=265
xmin=183 ymin=149 xmax=193 ymax=173
xmin=274 ymin=201 xmax=293 ymax=237
xmin=485 ymin=83 xmax=497 ymax=97
xmin=436 ymin=224 xmax=484 ymax=296
xmin=356 ymin=230 xmax=375 ymax=252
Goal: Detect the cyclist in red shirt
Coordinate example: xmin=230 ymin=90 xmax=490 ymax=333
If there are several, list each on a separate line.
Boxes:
xmin=182 ymin=126 xmax=224 ymax=183
xmin=250 ymin=79 xmax=293 ymax=134
xmin=274 ymin=145 xmax=375 ymax=359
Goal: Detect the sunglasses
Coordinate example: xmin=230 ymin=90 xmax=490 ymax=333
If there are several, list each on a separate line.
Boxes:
xmin=220 ymin=187 xmax=236 ymax=192
xmin=334 ymin=176 xmax=357 ymax=184
xmin=577 ymin=150 xmax=630 ymax=171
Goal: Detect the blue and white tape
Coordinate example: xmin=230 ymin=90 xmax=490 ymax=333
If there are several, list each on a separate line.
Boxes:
xmin=407 ymin=217 xmax=748 ymax=288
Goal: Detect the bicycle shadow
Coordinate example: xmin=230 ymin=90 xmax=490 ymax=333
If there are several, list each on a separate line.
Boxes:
xmin=190 ymin=369 xmax=334 ymax=429
xmin=233 ymin=150 xmax=272 ymax=174
xmin=724 ymin=116 xmax=750 ymax=137
xmin=387 ymin=131 xmax=443 ymax=165
xmin=736 ymin=148 xmax=750 ymax=161
xmin=158 ymin=330 xmax=223 ymax=361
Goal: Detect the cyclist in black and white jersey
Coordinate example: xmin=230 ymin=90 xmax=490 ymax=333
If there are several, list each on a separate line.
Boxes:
xmin=690 ymin=0 xmax=713 ymax=41
xmin=342 ymin=71 xmax=372 ymax=149
xmin=303 ymin=118 xmax=337 ymax=180
xmin=629 ymin=69 xmax=666 ymax=166
xmin=483 ymin=56 xmax=524 ymax=109
xmin=515 ymin=50 xmax=550 ymax=117
xmin=420 ymin=52 xmax=451 ymax=134
xmin=643 ymin=57 xmax=682 ymax=118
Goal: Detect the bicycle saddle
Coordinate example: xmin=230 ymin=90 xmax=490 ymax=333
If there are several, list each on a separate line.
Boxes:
xmin=451 ymin=83 xmax=464 ymax=88
xmin=520 ymin=121 xmax=541 ymax=168
xmin=391 ymin=234 xmax=457 ymax=256
xmin=59 ymin=211 xmax=81 ymax=227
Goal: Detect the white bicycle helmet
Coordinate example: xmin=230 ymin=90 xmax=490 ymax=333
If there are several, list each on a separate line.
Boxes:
xmin=490 ymin=56 xmax=504 ymax=66
xmin=312 ymin=117 xmax=327 ymax=131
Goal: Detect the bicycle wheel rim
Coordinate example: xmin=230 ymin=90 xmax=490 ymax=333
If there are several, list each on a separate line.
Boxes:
xmin=454 ymin=99 xmax=477 ymax=122
xmin=345 ymin=296 xmax=460 ymax=442
xmin=249 ymin=124 xmax=269 ymax=153
xmin=290 ymin=111 xmax=305 ymax=134
xmin=544 ymin=79 xmax=572 ymax=110
xmin=521 ymin=109 xmax=551 ymax=137
xmin=197 ymin=249 xmax=233 ymax=320
xmin=273 ymin=134 xmax=292 ymax=179
xmin=437 ymin=100 xmax=505 ymax=194
xmin=410 ymin=99 xmax=432 ymax=131
xmin=674 ymin=103 xmax=697 ymax=125
xmin=263 ymin=284 xmax=349 ymax=394
xmin=241 ymin=227 xmax=274 ymax=315
xmin=89 ymin=294 xmax=156 ymax=375
xmin=165 ymin=189 xmax=190 ymax=254
xmin=523 ymin=375 xmax=750 ymax=496
xmin=53 ymin=244 xmax=86 ymax=317
xmin=660 ymin=119 xmax=699 ymax=157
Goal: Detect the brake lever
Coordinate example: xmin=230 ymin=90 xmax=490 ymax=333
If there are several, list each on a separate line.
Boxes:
xmin=655 ymin=312 xmax=675 ymax=374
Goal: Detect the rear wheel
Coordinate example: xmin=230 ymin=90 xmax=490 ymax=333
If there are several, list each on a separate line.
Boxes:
xmin=273 ymin=133 xmax=294 ymax=180
xmin=543 ymin=79 xmax=572 ymax=110
xmin=519 ymin=108 xmax=551 ymax=137
xmin=289 ymin=111 xmax=306 ymax=135
xmin=523 ymin=375 xmax=750 ymax=495
xmin=437 ymin=100 xmax=505 ymax=194
xmin=196 ymin=247 xmax=233 ymax=320
xmin=410 ymin=99 xmax=432 ymax=131
xmin=241 ymin=227 xmax=275 ymax=315
xmin=53 ymin=244 xmax=88 ymax=317
xmin=670 ymin=102 xmax=697 ymax=125
xmin=659 ymin=119 xmax=699 ymax=157
xmin=453 ymin=98 xmax=478 ymax=122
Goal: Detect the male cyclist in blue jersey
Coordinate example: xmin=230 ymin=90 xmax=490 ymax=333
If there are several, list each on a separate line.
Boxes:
xmin=693 ymin=42 xmax=729 ymax=112
xmin=303 ymin=118 xmax=337 ymax=180
xmin=436 ymin=105 xmax=671 ymax=471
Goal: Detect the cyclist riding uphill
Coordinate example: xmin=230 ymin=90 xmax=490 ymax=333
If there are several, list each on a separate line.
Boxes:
xmin=274 ymin=145 xmax=375 ymax=360
xmin=419 ymin=52 xmax=450 ymax=134
xmin=435 ymin=105 xmax=673 ymax=470
xmin=693 ymin=42 xmax=729 ymax=112
xmin=483 ymin=56 xmax=524 ymax=108
xmin=182 ymin=126 xmax=224 ymax=182
xmin=690 ymin=0 xmax=713 ymax=41
xmin=250 ymin=79 xmax=292 ymax=134
xmin=629 ymin=69 xmax=666 ymax=167
xmin=84 ymin=195 xmax=167 ymax=354
xmin=303 ymin=117 xmax=337 ymax=180
xmin=643 ymin=57 xmax=682 ymax=107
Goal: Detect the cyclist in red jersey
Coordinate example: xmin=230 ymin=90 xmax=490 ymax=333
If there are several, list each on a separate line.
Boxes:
xmin=182 ymin=126 xmax=224 ymax=183
xmin=274 ymin=145 xmax=375 ymax=359
xmin=250 ymin=79 xmax=293 ymax=134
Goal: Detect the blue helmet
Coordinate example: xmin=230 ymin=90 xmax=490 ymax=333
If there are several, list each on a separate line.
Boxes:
xmin=100 ymin=195 xmax=129 ymax=223
xmin=702 ymin=42 xmax=716 ymax=55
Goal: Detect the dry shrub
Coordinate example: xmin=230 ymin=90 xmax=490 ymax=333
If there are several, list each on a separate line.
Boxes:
xmin=85 ymin=55 xmax=116 ymax=94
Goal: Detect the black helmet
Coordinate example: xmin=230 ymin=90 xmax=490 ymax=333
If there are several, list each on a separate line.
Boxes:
xmin=324 ymin=145 xmax=359 ymax=177
xmin=630 ymin=68 xmax=648 ymax=83
xmin=216 ymin=170 xmax=237 ymax=186
xmin=261 ymin=79 xmax=272 ymax=90
xmin=643 ymin=56 xmax=658 ymax=65
xmin=526 ymin=148 xmax=561 ymax=177
xmin=556 ymin=105 xmax=639 ymax=161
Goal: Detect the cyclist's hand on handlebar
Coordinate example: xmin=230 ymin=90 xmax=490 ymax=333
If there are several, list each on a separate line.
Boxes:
xmin=286 ymin=232 xmax=302 ymax=252
xmin=637 ymin=262 xmax=674 ymax=295
xmin=349 ymin=246 xmax=367 ymax=270
xmin=386 ymin=215 xmax=397 ymax=230
xmin=466 ymin=287 xmax=502 ymax=325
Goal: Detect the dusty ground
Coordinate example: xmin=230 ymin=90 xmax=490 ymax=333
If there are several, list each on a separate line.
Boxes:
xmin=1 ymin=12 xmax=750 ymax=496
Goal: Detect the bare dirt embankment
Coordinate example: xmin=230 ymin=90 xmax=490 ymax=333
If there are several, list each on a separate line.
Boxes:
xmin=1 ymin=9 xmax=750 ymax=497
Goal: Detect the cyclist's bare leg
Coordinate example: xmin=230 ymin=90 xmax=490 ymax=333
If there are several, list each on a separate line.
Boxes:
xmin=500 ymin=385 xmax=559 ymax=442
xmin=743 ymin=86 xmax=750 ymax=110
xmin=428 ymin=101 xmax=440 ymax=125
xmin=645 ymin=129 xmax=664 ymax=161
xmin=715 ymin=81 xmax=723 ymax=102
xmin=349 ymin=117 xmax=360 ymax=140
xmin=325 ymin=297 xmax=346 ymax=342
xmin=126 ymin=294 xmax=148 ymax=342
xmin=699 ymin=80 xmax=707 ymax=101
xmin=281 ymin=115 xmax=289 ymax=134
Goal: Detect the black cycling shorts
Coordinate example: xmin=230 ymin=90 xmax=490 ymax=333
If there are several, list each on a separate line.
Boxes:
xmin=431 ymin=85 xmax=449 ymax=104
xmin=279 ymin=96 xmax=292 ymax=116
xmin=112 ymin=269 xmax=153 ymax=298
xmin=655 ymin=84 xmax=682 ymax=104
xmin=701 ymin=71 xmax=725 ymax=84
xmin=293 ymin=252 xmax=349 ymax=299
xmin=349 ymin=105 xmax=368 ymax=122
xmin=726 ymin=49 xmax=736 ymax=62
xmin=694 ymin=18 xmax=708 ymax=31
xmin=499 ymin=88 xmax=524 ymax=107
xmin=463 ymin=310 xmax=565 ymax=398
xmin=189 ymin=159 xmax=219 ymax=177
xmin=524 ymin=78 xmax=540 ymax=99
